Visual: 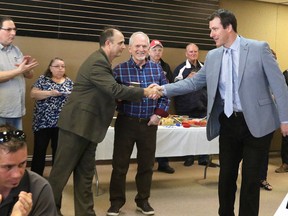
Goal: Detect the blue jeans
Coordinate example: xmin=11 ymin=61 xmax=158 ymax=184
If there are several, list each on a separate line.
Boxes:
xmin=0 ymin=117 xmax=22 ymax=130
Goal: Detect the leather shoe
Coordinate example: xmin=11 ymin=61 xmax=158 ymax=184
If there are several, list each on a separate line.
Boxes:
xmin=275 ymin=163 xmax=288 ymax=173
xmin=158 ymin=165 xmax=175 ymax=174
xmin=198 ymin=161 xmax=219 ymax=168
xmin=136 ymin=201 xmax=154 ymax=215
xmin=107 ymin=205 xmax=121 ymax=216
xmin=184 ymin=157 xmax=194 ymax=166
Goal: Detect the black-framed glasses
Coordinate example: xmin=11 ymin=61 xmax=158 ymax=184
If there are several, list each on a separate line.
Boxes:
xmin=0 ymin=27 xmax=17 ymax=32
xmin=0 ymin=130 xmax=26 ymax=144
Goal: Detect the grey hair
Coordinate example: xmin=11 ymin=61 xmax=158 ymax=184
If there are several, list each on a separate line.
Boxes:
xmin=129 ymin=31 xmax=150 ymax=46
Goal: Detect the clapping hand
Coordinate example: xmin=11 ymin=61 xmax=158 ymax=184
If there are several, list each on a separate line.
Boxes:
xmin=11 ymin=191 xmax=33 ymax=216
xmin=15 ymin=55 xmax=39 ymax=76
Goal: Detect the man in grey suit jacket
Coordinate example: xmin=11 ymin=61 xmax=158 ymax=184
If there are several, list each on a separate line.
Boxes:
xmin=157 ymin=9 xmax=288 ymax=216
xmin=48 ymin=27 xmax=160 ymax=216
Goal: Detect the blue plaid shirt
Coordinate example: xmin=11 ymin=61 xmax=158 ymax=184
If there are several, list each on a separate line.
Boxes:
xmin=113 ymin=57 xmax=170 ymax=119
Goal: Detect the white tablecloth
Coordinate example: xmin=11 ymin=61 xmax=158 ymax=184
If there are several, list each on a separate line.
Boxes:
xmin=274 ymin=193 xmax=288 ymax=216
xmin=96 ymin=126 xmax=219 ymax=160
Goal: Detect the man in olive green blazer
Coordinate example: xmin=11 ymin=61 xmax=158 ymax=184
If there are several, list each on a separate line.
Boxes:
xmin=49 ymin=27 xmax=158 ymax=216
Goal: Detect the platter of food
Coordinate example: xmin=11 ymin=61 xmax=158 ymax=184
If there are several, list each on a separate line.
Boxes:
xmin=181 ymin=119 xmax=207 ymax=127
xmin=160 ymin=115 xmax=207 ymax=127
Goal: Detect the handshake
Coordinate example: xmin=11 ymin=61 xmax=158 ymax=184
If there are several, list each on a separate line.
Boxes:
xmin=143 ymin=83 xmax=164 ymax=99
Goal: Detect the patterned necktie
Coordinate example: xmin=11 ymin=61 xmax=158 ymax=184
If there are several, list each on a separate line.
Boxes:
xmin=223 ymin=48 xmax=233 ymax=117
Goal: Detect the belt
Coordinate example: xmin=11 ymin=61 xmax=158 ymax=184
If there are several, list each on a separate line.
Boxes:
xmin=118 ymin=113 xmax=150 ymax=123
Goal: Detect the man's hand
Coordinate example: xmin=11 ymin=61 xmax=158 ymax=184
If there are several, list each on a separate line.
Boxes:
xmin=154 ymin=85 xmax=164 ymax=95
xmin=11 ymin=191 xmax=33 ymax=216
xmin=147 ymin=114 xmax=161 ymax=126
xmin=0 ymin=56 xmax=39 ymax=83
xmin=16 ymin=56 xmax=39 ymax=78
xmin=280 ymin=123 xmax=288 ymax=137
xmin=144 ymin=83 xmax=162 ymax=99
xmin=187 ymin=71 xmax=196 ymax=78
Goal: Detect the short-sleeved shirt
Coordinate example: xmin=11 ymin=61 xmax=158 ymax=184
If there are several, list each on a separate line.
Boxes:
xmin=0 ymin=170 xmax=57 ymax=216
xmin=32 ymin=75 xmax=73 ymax=132
xmin=0 ymin=44 xmax=25 ymax=118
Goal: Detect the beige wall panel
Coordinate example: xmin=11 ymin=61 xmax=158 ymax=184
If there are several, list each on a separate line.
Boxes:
xmin=275 ymin=6 xmax=288 ymax=71
xmin=221 ymin=0 xmax=278 ymax=44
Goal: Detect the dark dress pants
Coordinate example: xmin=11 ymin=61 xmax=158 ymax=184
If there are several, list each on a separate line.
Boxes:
xmin=109 ymin=115 xmax=157 ymax=207
xmin=281 ymin=135 xmax=288 ymax=164
xmin=156 ymin=157 xmax=169 ymax=167
xmin=259 ymin=154 xmax=269 ymax=181
xmin=218 ymin=112 xmax=273 ymax=216
xmin=49 ymin=128 xmax=97 ymax=216
xmin=31 ymin=127 xmax=59 ymax=176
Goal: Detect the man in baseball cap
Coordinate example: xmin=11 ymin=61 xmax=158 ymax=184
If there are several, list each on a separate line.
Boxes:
xmin=148 ymin=40 xmax=173 ymax=82
xmin=150 ymin=40 xmax=163 ymax=49
xmin=148 ymin=40 xmax=174 ymax=174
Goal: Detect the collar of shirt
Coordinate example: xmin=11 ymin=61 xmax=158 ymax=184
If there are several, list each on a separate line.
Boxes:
xmin=230 ymin=35 xmax=240 ymax=53
xmin=129 ymin=57 xmax=148 ymax=69
xmin=185 ymin=59 xmax=192 ymax=69
xmin=0 ymin=43 xmax=12 ymax=51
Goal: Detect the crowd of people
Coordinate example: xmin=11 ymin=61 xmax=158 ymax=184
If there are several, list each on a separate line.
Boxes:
xmin=1 ymin=7 xmax=288 ymax=216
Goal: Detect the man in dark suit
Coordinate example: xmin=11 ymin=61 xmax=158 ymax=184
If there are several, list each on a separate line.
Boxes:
xmin=157 ymin=9 xmax=288 ymax=216
xmin=48 ymin=27 xmax=160 ymax=216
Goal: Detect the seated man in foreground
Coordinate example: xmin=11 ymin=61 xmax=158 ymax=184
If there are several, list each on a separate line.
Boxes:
xmin=0 ymin=124 xmax=57 ymax=216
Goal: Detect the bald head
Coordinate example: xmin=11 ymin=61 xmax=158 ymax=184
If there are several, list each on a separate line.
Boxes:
xmin=186 ymin=43 xmax=199 ymax=63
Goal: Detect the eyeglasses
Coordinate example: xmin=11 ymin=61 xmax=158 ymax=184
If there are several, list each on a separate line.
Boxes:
xmin=0 ymin=130 xmax=26 ymax=144
xmin=50 ymin=65 xmax=66 ymax=69
xmin=0 ymin=27 xmax=17 ymax=32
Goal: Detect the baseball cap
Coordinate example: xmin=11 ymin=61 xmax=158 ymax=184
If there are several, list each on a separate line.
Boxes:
xmin=150 ymin=40 xmax=163 ymax=49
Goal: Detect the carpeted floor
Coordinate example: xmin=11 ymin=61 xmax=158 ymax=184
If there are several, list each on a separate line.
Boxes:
xmin=44 ymin=153 xmax=287 ymax=216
